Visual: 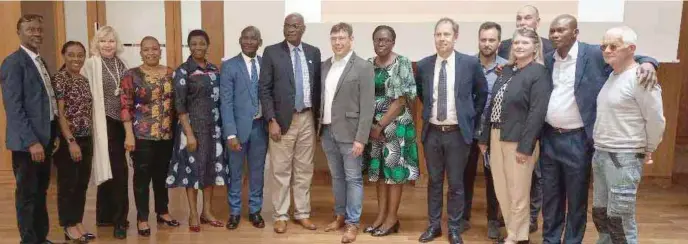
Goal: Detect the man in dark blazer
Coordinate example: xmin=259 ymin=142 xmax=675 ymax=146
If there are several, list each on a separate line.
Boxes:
xmin=220 ymin=26 xmax=267 ymax=230
xmin=0 ymin=14 xmax=57 ymax=244
xmin=258 ymin=12 xmax=321 ymax=234
xmin=415 ymin=18 xmax=488 ymax=244
xmin=541 ymin=14 xmax=658 ymax=244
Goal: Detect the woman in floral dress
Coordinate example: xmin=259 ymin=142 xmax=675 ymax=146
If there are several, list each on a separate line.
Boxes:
xmin=363 ymin=25 xmax=419 ymax=237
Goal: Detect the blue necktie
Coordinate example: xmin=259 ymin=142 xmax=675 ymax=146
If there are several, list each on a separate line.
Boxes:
xmin=250 ymin=58 xmax=258 ymax=105
xmin=438 ymin=60 xmax=448 ymax=121
xmin=293 ymin=47 xmax=305 ymax=111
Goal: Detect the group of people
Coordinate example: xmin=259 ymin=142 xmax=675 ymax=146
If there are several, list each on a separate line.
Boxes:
xmin=0 ymin=4 xmax=665 ymax=244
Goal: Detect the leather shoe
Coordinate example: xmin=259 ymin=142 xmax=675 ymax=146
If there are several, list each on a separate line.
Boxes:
xmin=273 ymin=220 xmax=287 ymax=233
xmin=418 ymin=226 xmax=442 ymax=243
xmin=249 ymin=213 xmax=265 ymax=228
xmin=487 ymin=220 xmax=501 ymax=239
xmin=226 ymin=215 xmax=240 ymax=230
xmin=448 ymin=229 xmax=464 ymax=244
xmin=295 ymin=218 xmax=317 ymax=230
xmin=113 ymin=225 xmax=127 ymax=239
xmin=341 ymin=224 xmax=359 ymax=243
xmin=325 ymin=215 xmax=345 ymax=232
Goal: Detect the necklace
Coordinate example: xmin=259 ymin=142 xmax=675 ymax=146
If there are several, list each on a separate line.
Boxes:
xmin=102 ymin=57 xmax=122 ymax=96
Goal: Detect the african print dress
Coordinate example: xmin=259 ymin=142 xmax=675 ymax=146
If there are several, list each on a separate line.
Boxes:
xmin=364 ymin=55 xmax=419 ymax=184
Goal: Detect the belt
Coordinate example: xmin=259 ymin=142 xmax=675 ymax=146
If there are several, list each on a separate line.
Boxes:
xmin=548 ymin=125 xmax=584 ymax=134
xmin=294 ymin=108 xmax=311 ymax=113
xmin=429 ymin=123 xmax=459 ymax=132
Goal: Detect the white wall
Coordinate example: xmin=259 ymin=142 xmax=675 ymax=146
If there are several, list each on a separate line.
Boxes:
xmin=64 ymin=1 xmax=89 ymax=50
xmin=181 ymin=0 xmax=202 ymax=60
xmin=105 ymin=1 xmax=167 ymax=66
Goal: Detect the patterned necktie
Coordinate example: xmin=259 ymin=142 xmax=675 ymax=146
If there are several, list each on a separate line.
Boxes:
xmin=36 ymin=56 xmax=57 ymax=120
xmin=250 ymin=58 xmax=258 ymax=104
xmin=293 ymin=47 xmax=305 ymax=111
xmin=437 ymin=60 xmax=448 ymax=121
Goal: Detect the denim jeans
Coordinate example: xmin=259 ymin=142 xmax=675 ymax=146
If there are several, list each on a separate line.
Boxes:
xmin=320 ymin=126 xmax=364 ymax=225
xmin=592 ymin=150 xmax=643 ymax=244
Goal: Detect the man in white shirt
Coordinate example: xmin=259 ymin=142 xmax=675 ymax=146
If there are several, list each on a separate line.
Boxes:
xmin=319 ymin=22 xmax=374 ymax=243
xmin=591 ymin=26 xmax=664 ymax=244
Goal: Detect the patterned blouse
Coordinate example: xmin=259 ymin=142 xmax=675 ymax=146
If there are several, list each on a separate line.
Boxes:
xmin=102 ymin=56 xmax=127 ymax=120
xmin=120 ymin=67 xmax=175 ymax=140
xmin=52 ymin=70 xmax=93 ymax=137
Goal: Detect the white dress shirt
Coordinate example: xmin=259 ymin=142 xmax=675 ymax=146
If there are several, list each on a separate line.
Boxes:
xmin=322 ymin=50 xmax=353 ymax=124
xmin=228 ymin=52 xmax=262 ymax=141
xmin=21 ymin=45 xmax=56 ymax=121
xmin=430 ymin=51 xmax=458 ymax=125
xmin=546 ymin=41 xmax=584 ymax=129
xmin=287 ymin=42 xmax=312 ymax=108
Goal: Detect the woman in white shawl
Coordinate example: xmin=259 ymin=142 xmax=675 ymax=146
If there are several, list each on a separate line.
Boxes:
xmin=80 ymin=26 xmax=130 ymax=239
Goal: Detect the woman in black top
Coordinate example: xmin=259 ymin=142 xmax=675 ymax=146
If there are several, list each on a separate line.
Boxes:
xmin=478 ymin=28 xmax=552 ymax=244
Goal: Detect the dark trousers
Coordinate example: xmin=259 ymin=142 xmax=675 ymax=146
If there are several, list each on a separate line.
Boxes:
xmin=463 ymin=139 xmax=499 ymax=221
xmin=132 ymin=139 xmax=173 ymax=221
xmin=13 ymin=122 xmax=55 ymax=244
xmin=54 ymin=136 xmax=93 ymax=227
xmin=227 ymin=119 xmax=268 ymax=215
xmin=423 ymin=126 xmax=470 ymax=230
xmin=96 ymin=117 xmax=129 ymax=226
xmin=541 ymin=125 xmax=592 ymax=244
xmin=532 ymin=158 xmax=543 ymax=224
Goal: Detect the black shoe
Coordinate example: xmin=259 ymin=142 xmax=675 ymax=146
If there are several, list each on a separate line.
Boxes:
xmin=448 ymin=229 xmax=464 ymax=244
xmin=226 ymin=215 xmax=241 ymax=230
xmin=137 ymin=222 xmax=151 ymax=237
xmin=458 ymin=219 xmax=471 ymax=233
xmin=371 ymin=221 xmax=400 ymax=237
xmin=363 ymin=224 xmax=380 ymax=234
xmin=487 ymin=220 xmax=501 ymax=240
xmin=418 ymin=226 xmax=442 ymax=243
xmin=249 ymin=213 xmax=265 ymax=228
xmin=83 ymin=232 xmax=96 ymax=240
xmin=64 ymin=227 xmax=88 ymax=243
xmin=157 ymin=215 xmax=181 ymax=227
xmin=114 ymin=225 xmax=127 ymax=239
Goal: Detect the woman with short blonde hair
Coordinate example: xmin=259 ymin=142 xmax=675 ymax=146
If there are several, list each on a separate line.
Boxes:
xmin=80 ymin=25 xmax=130 ymax=239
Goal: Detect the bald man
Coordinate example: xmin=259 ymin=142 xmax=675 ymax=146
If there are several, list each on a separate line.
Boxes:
xmin=541 ymin=15 xmax=658 ymax=244
xmin=497 ymin=5 xmax=554 ymax=59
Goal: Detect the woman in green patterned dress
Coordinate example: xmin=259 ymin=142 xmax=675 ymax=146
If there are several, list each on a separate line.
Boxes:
xmin=363 ymin=25 xmax=419 ymax=237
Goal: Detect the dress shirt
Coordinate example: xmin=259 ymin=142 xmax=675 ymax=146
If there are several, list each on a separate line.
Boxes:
xmin=474 ymin=54 xmax=507 ymax=138
xmin=322 ymin=50 xmax=353 ymax=124
xmin=242 ymin=52 xmax=262 ymax=119
xmin=21 ymin=45 xmax=56 ymax=121
xmin=546 ymin=41 xmax=584 ymax=129
xmin=287 ymin=42 xmax=311 ymax=108
xmin=430 ymin=51 xmax=457 ymax=125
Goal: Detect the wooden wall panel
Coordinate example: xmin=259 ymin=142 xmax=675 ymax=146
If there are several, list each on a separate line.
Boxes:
xmin=53 ymin=1 xmax=66 ymax=69
xmin=201 ymin=1 xmax=224 ymax=66
xmin=21 ymin=1 xmax=58 ymax=72
xmin=86 ymin=1 xmax=106 ymax=54
xmin=164 ymin=1 xmax=182 ymax=68
xmin=0 ymin=2 xmax=23 ymax=171
xmin=645 ymin=63 xmax=681 ymax=177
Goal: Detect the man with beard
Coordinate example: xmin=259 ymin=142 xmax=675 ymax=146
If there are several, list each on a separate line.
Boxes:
xmin=460 ymin=21 xmax=507 ymax=240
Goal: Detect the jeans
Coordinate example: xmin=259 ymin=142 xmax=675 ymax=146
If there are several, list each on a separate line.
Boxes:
xmin=592 ymin=150 xmax=643 ymax=244
xmin=54 ymin=136 xmax=93 ymax=227
xmin=227 ymin=119 xmax=268 ymax=215
xmin=320 ymin=126 xmax=364 ymax=225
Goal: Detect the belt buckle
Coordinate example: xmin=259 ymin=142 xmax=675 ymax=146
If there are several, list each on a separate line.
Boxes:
xmin=441 ymin=125 xmax=449 ymax=132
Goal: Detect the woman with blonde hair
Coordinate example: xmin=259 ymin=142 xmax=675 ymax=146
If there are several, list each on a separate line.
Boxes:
xmin=478 ymin=28 xmax=551 ymax=244
xmin=80 ymin=25 xmax=130 ymax=239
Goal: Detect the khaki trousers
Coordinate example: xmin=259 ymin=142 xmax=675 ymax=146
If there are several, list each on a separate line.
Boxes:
xmin=270 ymin=111 xmax=315 ymax=221
xmin=489 ymin=128 xmax=539 ymax=241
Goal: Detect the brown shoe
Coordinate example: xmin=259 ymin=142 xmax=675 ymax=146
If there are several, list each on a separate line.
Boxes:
xmin=295 ymin=218 xmax=317 ymax=230
xmin=341 ymin=224 xmax=359 ymax=243
xmin=273 ymin=220 xmax=287 ymax=233
xmin=324 ymin=215 xmax=345 ymax=232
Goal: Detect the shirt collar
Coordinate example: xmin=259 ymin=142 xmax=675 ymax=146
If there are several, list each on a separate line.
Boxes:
xmin=241 ymin=52 xmax=258 ymax=64
xmin=554 ymin=41 xmax=579 ymax=61
xmin=20 ymin=45 xmax=39 ymax=60
xmin=332 ymin=50 xmax=354 ymax=65
xmin=287 ymin=41 xmax=303 ymax=52
xmin=184 ymin=56 xmax=216 ymax=72
xmin=475 ymin=54 xmax=507 ymax=72
xmin=437 ymin=51 xmax=455 ymax=64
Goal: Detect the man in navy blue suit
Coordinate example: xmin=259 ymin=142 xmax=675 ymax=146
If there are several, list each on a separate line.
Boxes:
xmin=0 ymin=14 xmax=57 ymax=244
xmin=220 ymin=26 xmax=268 ymax=230
xmin=416 ymin=17 xmax=488 ymax=244
xmin=540 ymin=14 xmax=658 ymax=244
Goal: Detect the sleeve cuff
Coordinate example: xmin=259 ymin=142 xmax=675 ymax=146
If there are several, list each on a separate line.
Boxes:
xmin=227 ymin=135 xmax=236 ymax=140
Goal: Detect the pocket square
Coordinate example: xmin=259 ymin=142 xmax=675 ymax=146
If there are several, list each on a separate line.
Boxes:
xmin=308 ymin=60 xmax=312 ymax=64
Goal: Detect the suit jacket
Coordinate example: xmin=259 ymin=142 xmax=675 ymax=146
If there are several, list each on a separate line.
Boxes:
xmin=0 ymin=48 xmax=53 ymax=151
xmin=544 ymin=41 xmax=659 ymax=141
xmin=416 ymin=51 xmax=489 ymax=144
xmin=319 ymin=52 xmax=375 ymax=144
xmin=259 ymin=40 xmax=321 ymax=134
xmin=499 ymin=37 xmax=554 ymax=59
xmin=478 ymin=63 xmax=552 ymax=155
xmin=220 ymin=53 xmax=264 ymax=143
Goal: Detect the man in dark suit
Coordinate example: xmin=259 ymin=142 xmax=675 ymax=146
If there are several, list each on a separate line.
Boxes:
xmin=541 ymin=14 xmax=658 ymax=244
xmin=221 ymin=26 xmax=267 ymax=230
xmin=415 ymin=17 xmax=488 ymax=244
xmin=258 ymin=12 xmax=321 ymax=234
xmin=0 ymin=14 xmax=57 ymax=244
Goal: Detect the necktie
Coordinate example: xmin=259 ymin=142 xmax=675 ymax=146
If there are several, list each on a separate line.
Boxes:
xmin=250 ymin=58 xmax=258 ymax=103
xmin=293 ymin=47 xmax=305 ymax=111
xmin=36 ymin=56 xmax=57 ymax=120
xmin=437 ymin=60 xmax=448 ymax=121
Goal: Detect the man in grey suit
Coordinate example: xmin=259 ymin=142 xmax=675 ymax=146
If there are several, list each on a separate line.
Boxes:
xmin=416 ymin=18 xmax=488 ymax=244
xmin=319 ymin=22 xmax=374 ymax=243
xmin=220 ymin=26 xmax=268 ymax=230
xmin=258 ymin=13 xmax=321 ymax=233
xmin=0 ymin=14 xmax=57 ymax=244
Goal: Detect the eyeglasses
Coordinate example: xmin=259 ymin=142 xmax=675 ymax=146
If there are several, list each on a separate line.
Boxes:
xmin=600 ymin=43 xmax=626 ymax=52
xmin=284 ymin=23 xmax=304 ymax=30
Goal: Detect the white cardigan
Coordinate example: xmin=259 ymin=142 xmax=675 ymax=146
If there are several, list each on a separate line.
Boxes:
xmin=81 ymin=56 xmax=129 ymax=185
